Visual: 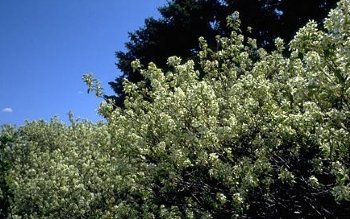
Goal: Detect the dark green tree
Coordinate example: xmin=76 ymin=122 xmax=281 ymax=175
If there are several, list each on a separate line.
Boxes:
xmin=108 ymin=0 xmax=338 ymax=106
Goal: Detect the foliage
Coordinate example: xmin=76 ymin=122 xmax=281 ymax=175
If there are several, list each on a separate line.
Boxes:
xmin=3 ymin=119 xmax=124 ymax=218
xmin=0 ymin=125 xmax=16 ymax=218
xmin=1 ymin=0 xmax=350 ymax=217
xmin=109 ymin=0 xmax=338 ymax=107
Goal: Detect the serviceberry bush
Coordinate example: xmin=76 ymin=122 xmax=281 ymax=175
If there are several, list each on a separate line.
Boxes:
xmin=1 ymin=0 xmax=350 ymax=218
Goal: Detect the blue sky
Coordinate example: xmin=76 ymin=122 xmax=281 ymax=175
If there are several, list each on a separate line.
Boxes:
xmin=0 ymin=0 xmax=166 ymax=126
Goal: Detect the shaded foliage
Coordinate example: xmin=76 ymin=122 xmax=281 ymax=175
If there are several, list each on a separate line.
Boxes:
xmin=0 ymin=125 xmax=16 ymax=218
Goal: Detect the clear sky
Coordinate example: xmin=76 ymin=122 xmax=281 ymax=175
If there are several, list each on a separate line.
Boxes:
xmin=0 ymin=0 xmax=167 ymax=126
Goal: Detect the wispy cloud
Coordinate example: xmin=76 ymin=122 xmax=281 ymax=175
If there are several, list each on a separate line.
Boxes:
xmin=2 ymin=107 xmax=13 ymax=113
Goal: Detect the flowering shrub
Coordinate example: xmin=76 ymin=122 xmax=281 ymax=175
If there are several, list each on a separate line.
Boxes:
xmin=0 ymin=125 xmax=16 ymax=218
xmin=2 ymin=119 xmax=123 ymax=218
xmin=1 ymin=0 xmax=350 ymax=218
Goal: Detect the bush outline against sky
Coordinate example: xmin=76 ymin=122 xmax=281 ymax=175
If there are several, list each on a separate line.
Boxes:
xmin=1 ymin=0 xmax=350 ymax=217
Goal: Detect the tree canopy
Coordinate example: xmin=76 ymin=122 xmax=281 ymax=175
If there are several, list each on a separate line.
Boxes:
xmin=1 ymin=0 xmax=350 ymax=217
xmin=109 ymin=0 xmax=338 ymax=106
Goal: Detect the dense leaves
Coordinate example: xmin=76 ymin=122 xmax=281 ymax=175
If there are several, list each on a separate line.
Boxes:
xmin=0 ymin=125 xmax=16 ymax=218
xmin=1 ymin=0 xmax=350 ymax=217
xmin=109 ymin=0 xmax=338 ymax=107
